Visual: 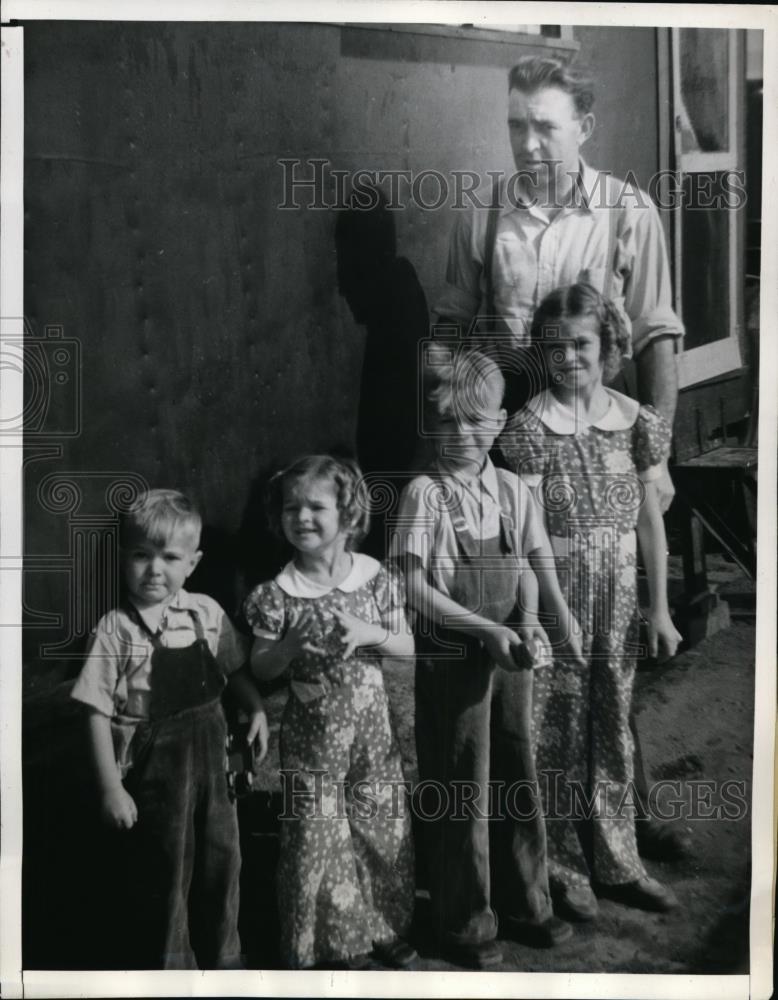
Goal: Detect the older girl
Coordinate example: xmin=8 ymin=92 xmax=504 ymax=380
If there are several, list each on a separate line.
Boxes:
xmin=500 ymin=283 xmax=682 ymax=921
xmin=243 ymin=455 xmax=415 ymax=970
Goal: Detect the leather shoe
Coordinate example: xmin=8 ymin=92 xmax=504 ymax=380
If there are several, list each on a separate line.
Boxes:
xmin=372 ymin=937 xmax=419 ymax=968
xmin=502 ymin=914 xmax=573 ymax=947
xmin=553 ymin=884 xmax=599 ymax=922
xmin=595 ymin=875 xmax=679 ymax=913
xmin=442 ymin=938 xmax=503 ymax=969
xmin=636 ymin=819 xmax=692 ymax=861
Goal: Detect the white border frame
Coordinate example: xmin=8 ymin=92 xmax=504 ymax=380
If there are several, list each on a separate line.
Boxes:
xmin=1 ymin=4 xmax=775 ymax=999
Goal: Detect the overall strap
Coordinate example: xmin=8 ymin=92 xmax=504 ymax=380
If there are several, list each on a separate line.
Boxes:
xmin=604 ymin=198 xmax=623 ymax=302
xmin=494 ymin=471 xmax=518 ymax=556
xmin=482 ymin=177 xmax=503 ymax=332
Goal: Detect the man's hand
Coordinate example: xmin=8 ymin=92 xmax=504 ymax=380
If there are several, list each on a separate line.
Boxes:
xmin=100 ymin=785 xmax=138 ymax=830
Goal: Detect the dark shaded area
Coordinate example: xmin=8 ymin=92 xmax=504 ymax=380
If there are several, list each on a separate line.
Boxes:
xmin=335 ymin=189 xmax=429 ymax=556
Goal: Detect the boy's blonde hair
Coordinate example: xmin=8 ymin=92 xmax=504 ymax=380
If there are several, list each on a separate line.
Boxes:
xmin=425 ymin=349 xmax=506 ymax=426
xmin=265 ymin=455 xmax=370 ymax=551
xmin=120 ymin=489 xmax=202 ymax=548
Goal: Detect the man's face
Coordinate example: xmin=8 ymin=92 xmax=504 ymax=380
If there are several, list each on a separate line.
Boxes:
xmin=508 ymin=86 xmax=593 ymax=198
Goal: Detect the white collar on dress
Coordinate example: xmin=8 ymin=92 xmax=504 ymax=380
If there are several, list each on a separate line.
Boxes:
xmin=275 ymin=552 xmax=381 ymax=598
xmin=433 ymin=456 xmax=500 ymax=504
xmin=525 ymin=388 xmax=639 ymax=435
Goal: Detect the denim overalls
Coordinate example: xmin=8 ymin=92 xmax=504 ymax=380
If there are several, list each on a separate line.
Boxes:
xmin=414 ymin=474 xmax=553 ymax=948
xmin=122 ymin=604 xmax=243 ymax=970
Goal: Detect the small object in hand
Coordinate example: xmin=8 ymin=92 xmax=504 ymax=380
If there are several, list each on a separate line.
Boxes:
xmin=224 ymin=715 xmax=258 ymax=801
xmin=512 ymin=637 xmax=539 ymax=670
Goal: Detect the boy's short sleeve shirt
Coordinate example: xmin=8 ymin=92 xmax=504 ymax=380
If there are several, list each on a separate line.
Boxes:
xmin=390 ymin=458 xmax=547 ymax=597
xmin=70 ymin=589 xmax=248 ymax=719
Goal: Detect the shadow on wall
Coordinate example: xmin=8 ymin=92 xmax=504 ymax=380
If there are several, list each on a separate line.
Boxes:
xmin=335 ymin=186 xmax=429 ymax=558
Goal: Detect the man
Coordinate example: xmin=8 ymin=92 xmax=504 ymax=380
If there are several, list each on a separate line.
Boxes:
xmin=434 ymin=54 xmax=689 ymax=870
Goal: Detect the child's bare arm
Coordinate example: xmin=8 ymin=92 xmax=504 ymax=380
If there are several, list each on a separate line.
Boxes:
xmin=85 ymin=708 xmax=137 ymax=829
xmin=331 ymin=607 xmax=414 ymax=659
xmin=226 ymin=667 xmax=269 ymax=763
xmin=527 ymin=546 xmax=584 ymax=665
xmin=402 ymin=554 xmax=521 ymax=672
xmin=636 ymin=480 xmax=682 ymax=661
xmin=249 ymin=608 xmax=322 ymax=681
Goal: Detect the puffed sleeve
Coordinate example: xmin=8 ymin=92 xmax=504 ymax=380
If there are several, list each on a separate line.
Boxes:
xmin=633 ymin=405 xmax=672 ymax=481
xmin=243 ymin=581 xmax=286 ymax=640
xmin=70 ymin=610 xmax=128 ymax=717
xmin=498 ymin=407 xmax=547 ymax=487
xmin=372 ymin=561 xmax=408 ymax=616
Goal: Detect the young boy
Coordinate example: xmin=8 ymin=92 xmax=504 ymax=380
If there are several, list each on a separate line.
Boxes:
xmin=71 ymin=489 xmax=268 ymax=969
xmin=392 ymin=349 xmax=583 ymax=968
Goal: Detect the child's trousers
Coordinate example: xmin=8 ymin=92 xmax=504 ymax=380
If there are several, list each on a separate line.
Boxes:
xmin=416 ymin=639 xmax=552 ymax=947
xmin=125 ymin=699 xmax=242 ymax=969
xmin=414 ymin=476 xmax=553 ymax=948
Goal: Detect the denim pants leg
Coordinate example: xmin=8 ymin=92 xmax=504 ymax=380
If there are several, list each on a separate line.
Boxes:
xmin=415 ymin=646 xmax=497 ymax=947
xmin=490 ymin=668 xmax=553 ymax=924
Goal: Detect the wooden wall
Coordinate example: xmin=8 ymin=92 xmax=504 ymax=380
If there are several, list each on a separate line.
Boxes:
xmin=20 ymin=20 xmax=661 ymax=675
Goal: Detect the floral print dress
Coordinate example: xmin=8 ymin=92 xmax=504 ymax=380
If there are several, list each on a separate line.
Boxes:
xmin=500 ymin=388 xmax=671 ymax=890
xmin=243 ymin=554 xmax=414 ymax=968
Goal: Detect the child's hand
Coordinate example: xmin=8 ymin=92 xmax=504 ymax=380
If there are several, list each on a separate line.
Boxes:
xmin=645 ymin=609 xmax=682 ymax=662
xmin=483 ymin=626 xmax=523 ymax=673
xmin=100 ymin=784 xmax=138 ymax=830
xmin=516 ymin=623 xmax=552 ymax=670
xmin=246 ymin=708 xmax=269 ymax=765
xmin=284 ymin=607 xmax=325 ymax=658
xmin=331 ymin=608 xmax=385 ymax=659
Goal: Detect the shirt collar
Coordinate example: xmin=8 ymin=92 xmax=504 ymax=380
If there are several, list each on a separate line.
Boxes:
xmin=528 ymin=388 xmax=639 ymax=434
xmin=275 ymin=552 xmax=381 ymax=598
xmin=433 ymin=456 xmax=500 ymax=504
xmin=505 ymin=158 xmax=596 ymax=219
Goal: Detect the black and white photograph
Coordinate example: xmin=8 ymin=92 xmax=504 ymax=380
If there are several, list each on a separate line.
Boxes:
xmin=1 ymin=3 xmax=775 ymax=997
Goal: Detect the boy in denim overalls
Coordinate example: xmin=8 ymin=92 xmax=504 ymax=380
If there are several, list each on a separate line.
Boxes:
xmin=71 ymin=489 xmax=267 ymax=969
xmin=393 ymin=350 xmax=583 ymax=968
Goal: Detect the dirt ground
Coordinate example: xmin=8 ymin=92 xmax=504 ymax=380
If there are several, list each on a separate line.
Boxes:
xmin=21 ymin=559 xmax=757 ymax=976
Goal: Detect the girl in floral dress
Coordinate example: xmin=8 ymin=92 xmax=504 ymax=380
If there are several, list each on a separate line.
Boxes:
xmin=499 ymin=283 xmax=682 ymax=921
xmin=243 ymin=455 xmax=416 ymax=970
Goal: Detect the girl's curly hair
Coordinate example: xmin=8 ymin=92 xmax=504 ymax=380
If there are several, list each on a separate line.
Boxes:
xmin=265 ymin=454 xmax=370 ymax=552
xmin=530 ymin=282 xmax=631 ymax=383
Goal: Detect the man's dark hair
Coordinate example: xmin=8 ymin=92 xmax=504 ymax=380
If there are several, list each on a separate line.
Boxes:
xmin=508 ymin=55 xmax=595 ymax=116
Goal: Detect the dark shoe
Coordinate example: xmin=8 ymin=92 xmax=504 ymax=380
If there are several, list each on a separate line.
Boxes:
xmin=595 ymin=875 xmax=679 ymax=913
xmin=442 ymin=938 xmax=503 ymax=969
xmin=312 ymin=952 xmax=371 ymax=970
xmin=502 ymin=914 xmax=573 ymax=948
xmin=636 ymin=819 xmax=692 ymax=861
xmin=372 ymin=937 xmax=419 ymax=969
xmin=552 ymin=884 xmax=599 ymax=922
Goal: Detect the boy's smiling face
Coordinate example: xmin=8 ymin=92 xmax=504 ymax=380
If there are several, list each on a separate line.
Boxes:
xmin=123 ymin=527 xmax=202 ymax=609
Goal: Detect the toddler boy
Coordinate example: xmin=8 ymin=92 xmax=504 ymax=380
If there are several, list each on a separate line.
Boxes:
xmin=71 ymin=488 xmax=267 ymax=969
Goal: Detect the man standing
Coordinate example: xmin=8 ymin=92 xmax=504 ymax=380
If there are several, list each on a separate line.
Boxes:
xmin=434 ymin=54 xmax=689 ymax=868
